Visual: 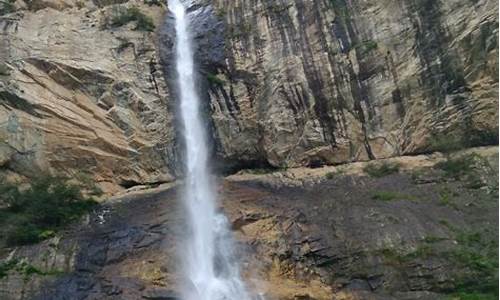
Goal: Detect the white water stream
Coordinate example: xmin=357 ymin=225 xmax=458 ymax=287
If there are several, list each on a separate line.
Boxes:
xmin=168 ymin=1 xmax=251 ymax=299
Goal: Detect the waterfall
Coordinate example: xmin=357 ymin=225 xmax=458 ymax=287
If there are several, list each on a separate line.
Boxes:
xmin=168 ymin=1 xmax=251 ymax=299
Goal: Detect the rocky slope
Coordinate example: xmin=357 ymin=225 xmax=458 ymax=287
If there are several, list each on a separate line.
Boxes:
xmin=0 ymin=146 xmax=497 ymax=299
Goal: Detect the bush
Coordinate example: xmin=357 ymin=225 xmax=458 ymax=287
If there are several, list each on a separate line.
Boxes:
xmin=75 ymin=1 xmax=84 ymax=9
xmin=428 ymin=130 xmax=498 ymax=154
xmin=143 ymin=0 xmax=162 ymax=6
xmin=434 ymin=154 xmax=477 ymax=179
xmin=0 ymin=259 xmax=64 ymax=279
xmin=110 ymin=7 xmax=155 ymax=32
xmin=0 ymin=175 xmax=97 ymax=246
xmin=325 ymin=172 xmax=336 ymax=180
xmin=445 ymin=230 xmax=499 ymax=300
xmin=0 ymin=0 xmax=16 ymax=15
xmin=206 ymin=73 xmax=225 ymax=85
xmin=428 ymin=133 xmax=465 ymax=154
xmin=354 ymin=40 xmax=378 ymax=55
xmin=363 ymin=161 xmax=400 ymax=178
xmin=0 ymin=259 xmax=18 ymax=278
xmin=325 ymin=169 xmax=344 ymax=180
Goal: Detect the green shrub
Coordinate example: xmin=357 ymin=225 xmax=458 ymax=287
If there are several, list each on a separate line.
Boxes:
xmin=363 ymin=161 xmax=400 ymax=178
xmin=354 ymin=40 xmax=378 ymax=55
xmin=0 ymin=175 xmax=97 ymax=246
xmin=428 ymin=133 xmax=465 ymax=154
xmin=325 ymin=168 xmax=345 ymax=180
xmin=20 ymin=263 xmax=44 ymax=277
xmin=75 ymin=0 xmax=84 ymax=9
xmin=466 ymin=128 xmax=499 ymax=148
xmin=0 ymin=259 xmax=64 ymax=279
xmin=439 ymin=219 xmax=451 ymax=227
xmin=0 ymin=0 xmax=16 ymax=15
xmin=438 ymin=187 xmax=460 ymax=209
xmin=110 ymin=7 xmax=155 ymax=32
xmin=215 ymin=8 xmax=226 ymax=18
xmin=325 ymin=172 xmax=336 ymax=180
xmin=206 ymin=73 xmax=225 ymax=85
xmin=439 ymin=229 xmax=499 ymax=299
xmin=143 ymin=0 xmax=162 ymax=6
xmin=0 ymin=259 xmax=18 ymax=278
xmin=428 ymin=129 xmax=498 ymax=154
xmin=434 ymin=154 xmax=477 ymax=179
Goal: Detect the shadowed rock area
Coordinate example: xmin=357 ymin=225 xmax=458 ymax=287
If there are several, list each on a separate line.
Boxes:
xmin=1 ymin=147 xmax=497 ymax=299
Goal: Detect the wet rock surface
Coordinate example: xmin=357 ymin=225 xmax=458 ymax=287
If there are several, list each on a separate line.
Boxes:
xmin=192 ymin=0 xmax=499 ymax=168
xmin=0 ymin=187 xmax=181 ymax=300
xmin=222 ymin=147 xmax=499 ymax=299
xmin=1 ymin=147 xmax=497 ymax=300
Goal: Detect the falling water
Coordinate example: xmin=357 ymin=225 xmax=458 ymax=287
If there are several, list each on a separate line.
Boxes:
xmin=168 ymin=0 xmax=251 ymax=299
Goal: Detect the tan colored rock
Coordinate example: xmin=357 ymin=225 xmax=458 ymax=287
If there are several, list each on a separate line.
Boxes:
xmin=0 ymin=0 xmax=174 ymax=190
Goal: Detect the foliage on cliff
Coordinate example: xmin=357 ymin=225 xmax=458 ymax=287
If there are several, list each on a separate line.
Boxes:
xmin=109 ymin=6 xmax=155 ymax=31
xmin=0 ymin=175 xmax=98 ymax=246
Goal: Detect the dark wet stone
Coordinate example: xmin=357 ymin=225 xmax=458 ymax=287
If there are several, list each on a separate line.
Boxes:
xmin=142 ymin=287 xmax=180 ymax=300
xmin=136 ymin=233 xmax=162 ymax=249
xmin=346 ymin=279 xmax=371 ymax=291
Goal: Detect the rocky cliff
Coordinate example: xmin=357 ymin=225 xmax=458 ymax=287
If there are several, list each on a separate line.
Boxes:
xmin=0 ymin=0 xmax=175 ymax=192
xmin=0 ymin=0 xmax=498 ymax=299
xmin=1 ymin=0 xmax=498 ymax=186
xmin=200 ymin=0 xmax=498 ymax=168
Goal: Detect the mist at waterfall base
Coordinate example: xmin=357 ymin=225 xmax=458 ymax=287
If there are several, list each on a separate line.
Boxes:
xmin=168 ymin=0 xmax=253 ymax=299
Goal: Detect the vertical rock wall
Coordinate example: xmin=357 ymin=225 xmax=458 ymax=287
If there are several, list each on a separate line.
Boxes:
xmin=0 ymin=0 xmax=175 ymax=191
xmin=202 ymin=0 xmax=498 ymax=168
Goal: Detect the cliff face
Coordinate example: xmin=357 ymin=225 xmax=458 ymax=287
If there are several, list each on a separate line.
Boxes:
xmin=0 ymin=0 xmax=175 ymax=191
xmin=1 ymin=0 xmax=498 ymax=185
xmin=201 ymin=0 xmax=498 ymax=168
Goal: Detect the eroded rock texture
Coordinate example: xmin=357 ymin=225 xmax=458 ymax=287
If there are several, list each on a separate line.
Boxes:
xmin=200 ymin=0 xmax=498 ymax=168
xmin=1 ymin=0 xmax=498 ymax=184
xmin=0 ymin=0 xmax=175 ymax=191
